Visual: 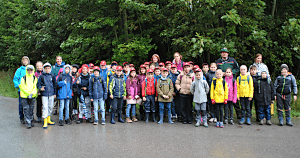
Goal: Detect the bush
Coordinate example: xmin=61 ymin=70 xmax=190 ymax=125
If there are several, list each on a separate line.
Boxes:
xmin=0 ymin=70 xmax=19 ymax=98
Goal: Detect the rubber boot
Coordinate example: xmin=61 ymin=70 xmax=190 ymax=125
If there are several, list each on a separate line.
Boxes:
xmin=203 ymin=116 xmax=208 ymax=127
xmin=118 ymin=113 xmax=125 ymax=123
xmin=145 ymin=113 xmax=149 ymax=123
xmin=47 ymin=116 xmax=55 ymax=125
xmin=110 ymin=113 xmax=116 ymax=124
xmin=168 ymin=114 xmax=174 ymax=124
xmin=158 ymin=114 xmax=164 ymax=124
xmin=278 ymin=117 xmax=283 ymax=126
xmin=195 ymin=121 xmax=200 ymax=127
xmin=286 ymin=117 xmax=293 ymax=126
xmin=152 ymin=113 xmax=157 ymax=123
xmin=43 ymin=118 xmax=48 ymax=129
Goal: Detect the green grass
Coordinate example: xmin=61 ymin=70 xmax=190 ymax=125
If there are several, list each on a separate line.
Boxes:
xmin=0 ymin=70 xmax=19 ymax=98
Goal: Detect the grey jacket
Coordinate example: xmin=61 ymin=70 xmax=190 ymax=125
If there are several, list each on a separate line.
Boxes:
xmin=190 ymin=74 xmax=209 ymax=104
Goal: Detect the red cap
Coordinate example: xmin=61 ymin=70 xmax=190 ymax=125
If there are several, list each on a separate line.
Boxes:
xmin=154 ymin=67 xmax=161 ymax=70
xmin=123 ymin=62 xmax=129 ymax=66
xmin=116 ymin=66 xmax=123 ymax=71
xmin=159 ymin=62 xmax=165 ymax=66
xmin=89 ymin=63 xmax=94 ymax=67
xmin=194 ymin=68 xmax=202 ymax=73
xmin=183 ymin=62 xmax=190 ymax=67
xmin=93 ymin=66 xmax=100 ymax=71
xmin=193 ymin=65 xmax=200 ymax=70
xmin=165 ymin=61 xmax=172 ymax=64
xmin=140 ymin=65 xmax=146 ymax=68
xmin=78 ymin=68 xmax=82 ymax=74
xmin=129 ymin=64 xmax=135 ymax=67
xmin=171 ymin=64 xmax=177 ymax=68
xmin=147 ymin=69 xmax=154 ymax=73
xmin=162 ymin=68 xmax=168 ymax=71
xmin=144 ymin=62 xmax=150 ymax=65
xmin=100 ymin=60 xmax=106 ymax=66
xmin=130 ymin=68 xmax=136 ymax=72
xmin=81 ymin=64 xmax=89 ymax=72
xmin=111 ymin=61 xmax=118 ymax=66
xmin=189 ymin=61 xmax=194 ymax=65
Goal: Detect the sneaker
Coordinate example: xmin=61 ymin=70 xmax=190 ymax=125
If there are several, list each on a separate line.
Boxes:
xmin=246 ymin=118 xmax=251 ymax=125
xmin=213 ymin=118 xmax=217 ymax=123
xmin=66 ymin=119 xmax=72 ymax=125
xmin=59 ymin=120 xmax=64 ymax=126
xmin=215 ymin=122 xmax=219 ymax=127
xmin=219 ymin=122 xmax=224 ymax=128
xmin=27 ymin=123 xmax=31 ymax=129
xmin=203 ymin=123 xmax=209 ymax=128
xmin=209 ymin=118 xmax=214 ymax=122
xmin=229 ymin=120 xmax=234 ymax=125
xmin=259 ymin=119 xmax=264 ymax=125
xmin=20 ymin=119 xmax=25 ymax=124
xmin=101 ymin=120 xmax=106 ymax=125
xmin=195 ymin=121 xmax=200 ymax=127
xmin=93 ymin=121 xmax=98 ymax=125
xmin=266 ymin=120 xmax=272 ymax=125
xmin=239 ymin=118 xmax=245 ymax=125
xmin=224 ymin=119 xmax=228 ymax=124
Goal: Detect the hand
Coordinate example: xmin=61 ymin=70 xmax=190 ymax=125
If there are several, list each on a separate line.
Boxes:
xmin=211 ymin=99 xmax=215 ymax=105
xmin=82 ymin=87 xmax=87 ymax=90
xmin=110 ymin=95 xmax=113 ymax=99
xmin=128 ymin=96 xmax=132 ymax=99
xmin=237 ymin=97 xmax=240 ymax=101
xmin=155 ymin=97 xmax=157 ymax=101
xmin=249 ymin=98 xmax=252 ymax=101
xmin=123 ymin=96 xmax=126 ymax=100
xmin=143 ymin=97 xmax=146 ymax=101
xmin=40 ymin=86 xmax=45 ymax=91
xmin=76 ymin=80 xmax=80 ymax=84
xmin=294 ymin=95 xmax=297 ymax=101
xmin=173 ymin=93 xmax=176 ymax=96
xmin=90 ymin=99 xmax=93 ymax=102
xmin=224 ymin=99 xmax=227 ymax=104
xmin=54 ymin=95 xmax=56 ymax=99
xmin=165 ymin=96 xmax=169 ymax=99
xmin=135 ymin=95 xmax=140 ymax=99
xmin=274 ymin=96 xmax=276 ymax=101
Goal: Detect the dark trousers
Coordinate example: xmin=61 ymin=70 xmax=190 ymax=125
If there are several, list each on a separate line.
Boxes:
xmin=21 ymin=98 xmax=35 ymax=124
xmin=215 ymin=103 xmax=224 ymax=122
xmin=111 ymin=98 xmax=123 ymax=114
xmin=233 ymin=102 xmax=242 ymax=118
xmin=250 ymin=100 xmax=259 ymax=119
xmin=207 ymin=95 xmax=215 ymax=118
xmin=171 ymin=94 xmax=180 ymax=117
xmin=224 ymin=101 xmax=233 ymax=120
xmin=179 ymin=94 xmax=193 ymax=122
xmin=240 ymin=97 xmax=251 ymax=118
xmin=144 ymin=95 xmax=156 ymax=113
xmin=276 ymin=94 xmax=291 ymax=118
xmin=18 ymin=92 xmax=24 ymax=119
xmin=258 ymin=105 xmax=271 ymax=120
xmin=36 ymin=95 xmax=42 ymax=118
xmin=72 ymin=93 xmax=78 ymax=110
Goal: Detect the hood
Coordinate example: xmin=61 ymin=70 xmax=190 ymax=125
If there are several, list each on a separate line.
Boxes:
xmin=25 ymin=65 xmax=35 ymax=77
xmin=195 ymin=71 xmax=203 ymax=82
xmin=55 ymin=61 xmax=65 ymax=67
xmin=43 ymin=62 xmax=52 ymax=73
xmin=63 ymin=64 xmax=71 ymax=74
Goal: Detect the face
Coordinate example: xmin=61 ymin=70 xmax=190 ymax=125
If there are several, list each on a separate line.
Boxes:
xmin=190 ymin=65 xmax=193 ymax=69
xmin=116 ymin=70 xmax=122 ymax=76
xmin=65 ymin=67 xmax=70 ymax=74
xmin=195 ymin=72 xmax=202 ymax=79
xmin=250 ymin=68 xmax=257 ymax=76
xmin=210 ymin=64 xmax=217 ymax=71
xmin=141 ymin=68 xmax=146 ymax=74
xmin=159 ymin=65 xmax=164 ymax=68
xmin=36 ymin=62 xmax=43 ymax=71
xmin=124 ymin=65 xmax=130 ymax=72
xmin=281 ymin=68 xmax=288 ymax=76
xmin=145 ymin=65 xmax=150 ymax=69
xmin=72 ymin=67 xmax=77 ymax=73
xmin=216 ymin=71 xmax=222 ymax=79
xmin=174 ymin=53 xmax=180 ymax=61
xmin=155 ymin=69 xmax=161 ymax=76
xmin=202 ymin=65 xmax=209 ymax=72
xmin=94 ymin=71 xmax=100 ymax=77
xmin=111 ymin=65 xmax=117 ymax=70
xmin=171 ymin=67 xmax=177 ymax=74
xmin=89 ymin=69 xmax=93 ymax=74
xmin=150 ymin=65 xmax=155 ymax=70
xmin=261 ymin=72 xmax=267 ymax=78
xmin=166 ymin=64 xmax=171 ymax=70
xmin=221 ymin=52 xmax=228 ymax=59
xmin=226 ymin=69 xmax=232 ymax=77
xmin=152 ymin=56 xmax=158 ymax=63
xmin=240 ymin=66 xmax=247 ymax=75
xmin=27 ymin=69 xmax=33 ymax=75
xmin=130 ymin=71 xmax=136 ymax=77
xmin=82 ymin=67 xmax=88 ymax=74
xmin=162 ymin=71 xmax=168 ymax=77
xmin=147 ymin=72 xmax=154 ymax=79
xmin=184 ymin=66 xmax=190 ymax=73
xmin=22 ymin=59 xmax=29 ymax=66
xmin=255 ymin=55 xmax=262 ymax=63
xmin=130 ymin=66 xmax=134 ymax=69
xmin=56 ymin=57 xmax=62 ymax=65
xmin=44 ymin=66 xmax=51 ymax=73
xmin=101 ymin=65 xmax=106 ymax=70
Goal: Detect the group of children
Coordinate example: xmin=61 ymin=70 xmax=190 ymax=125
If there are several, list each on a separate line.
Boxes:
xmin=16 ymin=54 xmax=297 ymax=129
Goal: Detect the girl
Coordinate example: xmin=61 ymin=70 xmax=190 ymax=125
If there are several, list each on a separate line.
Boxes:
xmin=172 ymin=52 xmax=184 ymax=72
xmin=224 ymin=68 xmax=237 ymax=125
xmin=137 ymin=65 xmax=147 ymax=120
xmin=151 ymin=54 xmax=160 ymax=67
xmin=126 ymin=68 xmax=142 ymax=123
xmin=150 ymin=63 xmax=156 ymax=70
xmin=35 ymin=61 xmax=43 ymax=123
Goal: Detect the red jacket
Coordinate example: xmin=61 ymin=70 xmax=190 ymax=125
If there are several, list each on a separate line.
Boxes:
xmin=142 ymin=77 xmax=157 ymax=97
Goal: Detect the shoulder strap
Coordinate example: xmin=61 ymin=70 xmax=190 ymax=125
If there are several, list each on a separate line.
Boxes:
xmin=239 ymin=76 xmax=241 ymax=84
xmin=213 ymin=80 xmax=216 ymax=90
xmin=247 ymin=75 xmax=250 ymax=84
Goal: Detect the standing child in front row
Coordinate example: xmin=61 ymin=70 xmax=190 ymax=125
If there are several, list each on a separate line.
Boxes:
xmin=137 ymin=65 xmax=147 ymax=120
xmin=210 ymin=69 xmax=228 ymax=128
xmin=142 ymin=69 xmax=157 ymax=123
xmin=126 ymin=68 xmax=141 ymax=123
xmin=224 ymin=68 xmax=237 ymax=125
xmin=237 ymin=65 xmax=254 ymax=125
xmin=35 ymin=61 xmax=43 ymax=123
xmin=190 ymin=68 xmax=209 ymax=127
xmin=157 ymin=68 xmax=174 ymax=124
xmin=274 ymin=64 xmax=297 ymax=126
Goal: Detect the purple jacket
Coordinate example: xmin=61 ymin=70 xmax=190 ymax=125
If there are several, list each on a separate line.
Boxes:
xmin=137 ymin=74 xmax=146 ymax=95
xmin=126 ymin=77 xmax=140 ymax=98
xmin=225 ymin=75 xmax=237 ymax=103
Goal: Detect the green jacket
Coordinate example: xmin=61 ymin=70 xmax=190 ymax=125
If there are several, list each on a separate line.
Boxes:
xmin=156 ymin=78 xmax=174 ymax=102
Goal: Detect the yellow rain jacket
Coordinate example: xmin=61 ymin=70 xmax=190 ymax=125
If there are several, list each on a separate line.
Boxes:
xmin=210 ymin=77 xmax=228 ymax=103
xmin=237 ymin=74 xmax=253 ymax=98
xmin=19 ymin=65 xmax=38 ymax=98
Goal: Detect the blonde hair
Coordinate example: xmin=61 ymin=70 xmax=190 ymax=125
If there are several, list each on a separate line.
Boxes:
xmin=210 ymin=63 xmax=217 ymax=67
xmin=216 ymin=69 xmax=223 ymax=74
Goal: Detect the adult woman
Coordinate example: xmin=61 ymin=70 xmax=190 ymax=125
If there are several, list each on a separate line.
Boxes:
xmin=172 ymin=52 xmax=184 ymax=72
xmin=151 ymin=54 xmax=160 ymax=67
xmin=250 ymin=54 xmax=270 ymax=78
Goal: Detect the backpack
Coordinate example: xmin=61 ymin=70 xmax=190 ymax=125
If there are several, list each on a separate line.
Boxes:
xmin=238 ymin=75 xmax=250 ymax=85
xmin=159 ymin=78 xmax=171 ymax=88
xmin=213 ymin=78 xmax=226 ymax=90
xmin=23 ymin=75 xmax=36 ymax=85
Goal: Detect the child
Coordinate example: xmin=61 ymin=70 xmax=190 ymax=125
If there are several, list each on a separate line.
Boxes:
xmin=254 ymin=71 xmax=274 ymax=125
xmin=151 ymin=54 xmax=160 ymax=67
xmin=210 ymin=69 xmax=228 ymax=128
xmin=202 ymin=63 xmax=209 ymax=75
xmin=157 ymin=68 xmax=174 ymax=124
xmin=71 ymin=64 xmax=79 ymax=120
xmin=206 ymin=63 xmax=217 ymax=123
xmin=274 ymin=64 xmax=297 ymax=126
xmin=57 ymin=64 xmax=73 ymax=126
xmin=37 ymin=63 xmax=57 ymax=129
xmin=150 ymin=63 xmax=156 ymax=70
xmin=125 ymin=68 xmax=141 ymax=123
xmin=123 ymin=62 xmax=130 ymax=81
xmin=249 ymin=65 xmax=260 ymax=122
xmin=154 ymin=67 xmax=161 ymax=81
xmin=137 ymin=65 xmax=147 ymax=120
xmin=169 ymin=64 xmax=180 ymax=120
xmin=19 ymin=65 xmax=38 ymax=128
xmin=109 ymin=66 xmax=127 ymax=124
xmin=89 ymin=66 xmax=107 ymax=125
xmin=237 ymin=65 xmax=254 ymax=125
xmin=165 ymin=61 xmax=172 ymax=70
xmin=142 ymin=68 xmax=157 ymax=123
xmin=190 ymin=68 xmax=209 ymax=127
xmin=175 ymin=62 xmax=194 ymax=124
xmin=76 ymin=64 xmax=92 ymax=124
xmin=159 ymin=62 xmax=165 ymax=68
xmin=35 ymin=61 xmax=43 ymax=123
xmin=224 ymin=68 xmax=237 ymax=125
xmin=189 ymin=61 xmax=194 ymax=73
xmin=144 ymin=62 xmax=150 ymax=70
xmin=129 ymin=64 xmax=135 ymax=69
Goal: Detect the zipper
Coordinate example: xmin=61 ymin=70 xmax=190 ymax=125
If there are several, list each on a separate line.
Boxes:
xmin=119 ymin=78 xmax=121 ymax=98
xmin=281 ymin=77 xmax=285 ymax=95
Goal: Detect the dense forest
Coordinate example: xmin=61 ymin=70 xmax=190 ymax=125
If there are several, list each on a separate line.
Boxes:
xmin=0 ymin=0 xmax=299 ymax=80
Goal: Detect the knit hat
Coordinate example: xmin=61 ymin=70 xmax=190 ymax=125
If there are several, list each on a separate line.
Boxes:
xmin=21 ymin=56 xmax=30 ymax=66
xmin=72 ymin=64 xmax=79 ymax=70
xmin=280 ymin=64 xmax=289 ymax=71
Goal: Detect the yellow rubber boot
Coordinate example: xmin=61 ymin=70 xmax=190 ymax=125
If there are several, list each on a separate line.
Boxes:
xmin=43 ymin=118 xmax=48 ymax=129
xmin=47 ymin=116 xmax=55 ymax=125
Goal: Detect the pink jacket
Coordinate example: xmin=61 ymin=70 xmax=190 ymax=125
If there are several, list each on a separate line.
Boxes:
xmin=126 ymin=77 xmax=141 ymax=104
xmin=225 ymin=75 xmax=237 ymax=103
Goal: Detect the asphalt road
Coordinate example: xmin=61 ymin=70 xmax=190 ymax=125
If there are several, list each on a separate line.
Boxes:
xmin=1 ymin=96 xmax=299 ymax=158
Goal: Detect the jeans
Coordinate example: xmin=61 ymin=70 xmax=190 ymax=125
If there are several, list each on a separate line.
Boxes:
xmin=112 ymin=98 xmax=123 ymax=114
xmin=276 ymin=94 xmax=291 ymax=118
xmin=258 ymin=105 xmax=271 ymax=120
xmin=195 ymin=102 xmax=207 ymax=122
xmin=240 ymin=97 xmax=251 ymax=118
xmin=94 ymin=98 xmax=105 ymax=121
xmin=171 ymin=95 xmax=180 ymax=117
xmin=42 ymin=96 xmax=54 ymax=119
xmin=126 ymin=104 xmax=136 ymax=117
xmin=79 ymin=96 xmax=91 ymax=119
xmin=144 ymin=95 xmax=156 ymax=113
xmin=18 ymin=92 xmax=24 ymax=119
xmin=36 ymin=95 xmax=42 ymax=118
xmin=59 ymin=99 xmax=70 ymax=121
xmin=224 ymin=101 xmax=234 ymax=120
xmin=21 ymin=98 xmax=35 ymax=124
xmin=179 ymin=94 xmax=193 ymax=122
xmin=159 ymin=102 xmax=171 ymax=115
xmin=215 ymin=103 xmax=224 ymax=122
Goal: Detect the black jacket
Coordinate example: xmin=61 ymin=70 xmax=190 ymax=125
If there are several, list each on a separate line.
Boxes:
xmin=254 ymin=77 xmax=275 ymax=106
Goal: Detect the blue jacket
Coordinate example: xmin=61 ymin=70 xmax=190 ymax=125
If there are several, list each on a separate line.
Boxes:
xmin=168 ymin=71 xmax=180 ymax=93
xmin=100 ymin=68 xmax=108 ymax=82
xmin=109 ymin=74 xmax=127 ymax=98
xmin=123 ymin=71 xmax=130 ymax=82
xmin=89 ymin=76 xmax=107 ymax=100
xmin=52 ymin=62 xmax=65 ymax=77
xmin=154 ymin=74 xmax=161 ymax=81
xmin=274 ymin=74 xmax=298 ymax=95
xmin=77 ymin=73 xmax=90 ymax=97
xmin=13 ymin=66 xmax=27 ymax=91
xmin=56 ymin=65 xmax=73 ymax=99
xmin=37 ymin=72 xmax=57 ymax=96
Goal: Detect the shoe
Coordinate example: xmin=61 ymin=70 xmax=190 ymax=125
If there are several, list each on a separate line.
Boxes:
xmin=246 ymin=118 xmax=251 ymax=125
xmin=118 ymin=113 xmax=125 ymax=123
xmin=259 ymin=119 xmax=264 ymax=125
xmin=145 ymin=113 xmax=149 ymax=123
xmin=47 ymin=116 xmax=55 ymax=125
xmin=224 ymin=119 xmax=228 ymax=124
xmin=37 ymin=117 xmax=42 ymax=123
xmin=93 ymin=120 xmax=98 ymax=125
xmin=219 ymin=122 xmax=224 ymax=128
xmin=278 ymin=117 xmax=283 ymax=126
xmin=158 ymin=114 xmax=164 ymax=124
xmin=126 ymin=117 xmax=132 ymax=123
xmin=27 ymin=123 xmax=31 ymax=129
xmin=203 ymin=123 xmax=209 ymax=128
xmin=86 ymin=118 xmax=93 ymax=123
xmin=213 ymin=118 xmax=217 ymax=123
xmin=286 ymin=117 xmax=293 ymax=126
xmin=256 ymin=118 xmax=260 ymax=122
xmin=239 ymin=118 xmax=245 ymax=125
xmin=266 ymin=120 xmax=272 ymax=125
xmin=215 ymin=122 xmax=219 ymax=127
xmin=31 ymin=122 xmax=34 ymax=127
xmin=152 ymin=113 xmax=157 ymax=123
xmin=76 ymin=118 xmax=83 ymax=124
xmin=66 ymin=119 xmax=71 ymax=125
xmin=110 ymin=113 xmax=116 ymax=124
xmin=59 ymin=120 xmax=64 ymax=126
xmin=20 ymin=119 xmax=25 ymax=124
xmin=43 ymin=118 xmax=48 ymax=129
xmin=132 ymin=116 xmax=138 ymax=122
xmin=188 ymin=121 xmax=192 ymax=124
xmin=195 ymin=121 xmax=200 ymax=127
xmin=168 ymin=114 xmax=174 ymax=124
xmin=53 ymin=110 xmax=57 ymax=115
xmin=229 ymin=119 xmax=234 ymax=125
xmin=209 ymin=118 xmax=214 ymax=122
xmin=101 ymin=120 xmax=106 ymax=125
xmin=183 ymin=121 xmax=187 ymax=124
xmin=139 ymin=114 xmax=144 ymax=121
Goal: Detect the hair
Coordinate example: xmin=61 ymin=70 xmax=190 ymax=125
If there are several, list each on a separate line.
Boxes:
xmin=202 ymin=63 xmax=209 ymax=68
xmin=174 ymin=52 xmax=182 ymax=60
xmin=56 ymin=56 xmax=62 ymax=60
xmin=226 ymin=67 xmax=232 ymax=72
xmin=249 ymin=65 xmax=257 ymax=70
xmin=150 ymin=63 xmax=156 ymax=67
xmin=216 ymin=69 xmax=223 ymax=74
xmin=129 ymin=70 xmax=137 ymax=82
xmin=151 ymin=54 xmax=160 ymax=63
xmin=36 ymin=61 xmax=43 ymax=65
xmin=240 ymin=65 xmax=247 ymax=70
xmin=256 ymin=53 xmax=262 ymax=58
xmin=210 ymin=63 xmax=217 ymax=67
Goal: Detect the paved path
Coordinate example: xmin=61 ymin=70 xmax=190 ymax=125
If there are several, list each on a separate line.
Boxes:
xmin=0 ymin=96 xmax=299 ymax=158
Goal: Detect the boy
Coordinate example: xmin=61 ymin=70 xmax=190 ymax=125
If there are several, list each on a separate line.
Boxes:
xmin=157 ymin=68 xmax=174 ymax=124
xmin=109 ymin=66 xmax=127 ymax=124
xmin=71 ymin=64 xmax=79 ymax=120
xmin=150 ymin=63 xmax=156 ymax=70
xmin=37 ymin=63 xmax=57 ymax=129
xmin=206 ymin=63 xmax=217 ymax=123
xmin=237 ymin=65 xmax=254 ymax=125
xmin=35 ymin=61 xmax=43 ymax=123
xmin=19 ymin=65 xmax=38 ymax=128
xmin=144 ymin=62 xmax=150 ymax=70
xmin=254 ymin=71 xmax=274 ymax=125
xmin=123 ymin=62 xmax=130 ymax=81
xmin=249 ymin=65 xmax=260 ymax=122
xmin=274 ymin=64 xmax=297 ymax=126
xmin=57 ymin=65 xmax=73 ymax=126
xmin=154 ymin=67 xmax=161 ymax=80
xmin=202 ymin=63 xmax=209 ymax=75
xmin=165 ymin=61 xmax=172 ymax=70
xmin=190 ymin=68 xmax=209 ymax=127
xmin=169 ymin=64 xmax=180 ymax=120
xmin=89 ymin=66 xmax=107 ymax=125
xmin=159 ymin=62 xmax=165 ymax=68
xmin=142 ymin=69 xmax=158 ymax=123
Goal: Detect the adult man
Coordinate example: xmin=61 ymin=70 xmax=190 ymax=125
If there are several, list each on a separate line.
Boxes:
xmin=52 ymin=56 xmax=65 ymax=115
